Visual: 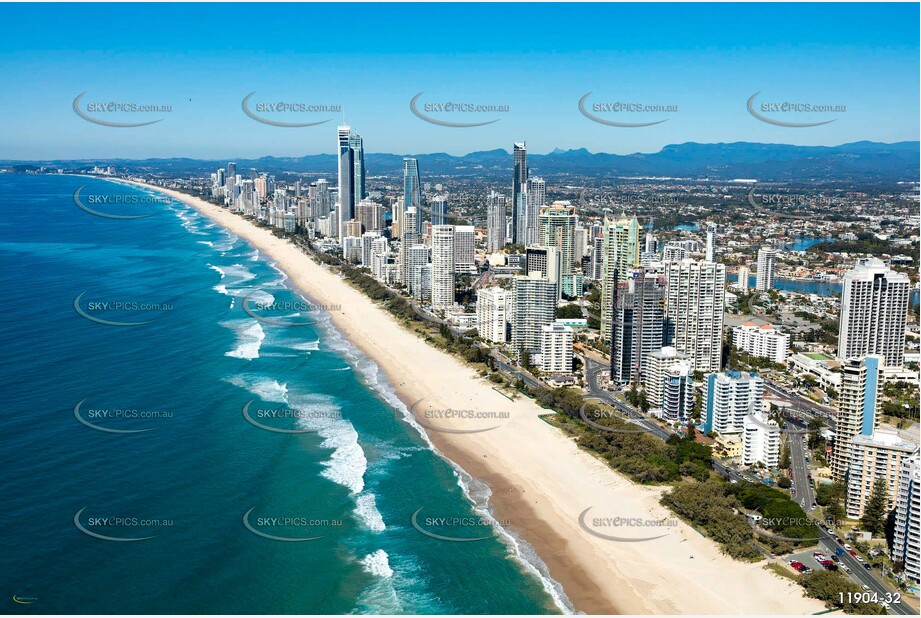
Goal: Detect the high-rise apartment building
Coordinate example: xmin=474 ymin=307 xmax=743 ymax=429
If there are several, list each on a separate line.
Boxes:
xmin=831 ymin=355 xmax=882 ymax=483
xmin=511 ymin=274 xmax=557 ymax=356
xmin=893 ymin=450 xmax=921 ymax=584
xmin=540 ymin=323 xmax=574 ymax=375
xmin=755 ymin=246 xmax=776 ymax=291
xmin=702 ymin=371 xmax=764 ymax=435
xmin=664 ymin=259 xmax=725 ymax=373
xmin=430 ymin=225 xmax=456 ymax=309
xmin=846 ymin=431 xmax=918 ymax=519
xmin=476 ymin=287 xmax=508 ymax=344
xmin=487 ymin=191 xmax=507 ymax=252
xmin=837 ymin=258 xmax=910 ymax=369
xmin=453 ymin=225 xmax=476 ymax=275
xmin=600 ymin=212 xmax=640 ymax=342
xmin=611 ymin=267 xmax=666 ymax=383
xmin=538 ymin=202 xmax=577 ymax=275
xmin=742 ymin=410 xmax=781 ymax=467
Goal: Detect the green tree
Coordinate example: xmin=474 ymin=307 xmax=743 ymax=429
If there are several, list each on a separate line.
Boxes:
xmin=860 ymin=477 xmax=889 ymax=536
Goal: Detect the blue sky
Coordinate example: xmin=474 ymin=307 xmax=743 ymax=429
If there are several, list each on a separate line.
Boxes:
xmin=0 ymin=2 xmax=917 ymax=159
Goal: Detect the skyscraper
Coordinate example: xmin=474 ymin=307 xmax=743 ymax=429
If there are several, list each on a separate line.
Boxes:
xmin=403 ymin=158 xmax=422 ymax=234
xmin=845 ymin=431 xmax=918 ymax=519
xmin=893 ymin=450 xmax=921 ymax=584
xmin=663 ymin=259 xmax=726 ymax=373
xmin=430 ymin=225 xmax=456 ymax=309
xmin=486 ymin=191 xmax=507 ymax=252
xmin=736 ymin=265 xmax=750 ymax=293
xmin=524 ymin=176 xmax=546 ymax=246
xmin=600 ymin=212 xmax=640 ymax=342
xmin=511 ymin=273 xmax=557 ymax=356
xmin=837 ymin=258 xmax=910 ymax=368
xmin=644 ymin=346 xmax=691 ymax=409
xmin=660 ymin=363 xmax=694 ymax=423
xmin=538 ymin=202 xmax=577 ymax=275
xmin=831 ymin=355 xmax=881 ymax=483
xmin=611 ymin=267 xmax=666 ymax=383
xmin=755 ymin=246 xmax=776 ymax=291
xmin=399 ymin=207 xmax=420 ymax=285
xmin=476 ymin=287 xmax=508 ymax=344
xmin=512 ymin=142 xmax=527 ymax=244
xmin=525 ymin=245 xmax=562 ymax=301
xmin=453 ymin=225 xmax=476 ymax=274
xmin=431 ymin=195 xmax=448 ymax=226
xmin=540 ymin=323 xmax=574 ymax=375
xmin=337 ymin=126 xmax=365 ymax=252
xmin=705 ymin=224 xmax=716 ymax=262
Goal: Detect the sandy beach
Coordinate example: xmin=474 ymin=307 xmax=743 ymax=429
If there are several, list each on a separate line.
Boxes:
xmin=121 ymin=179 xmax=824 ymax=615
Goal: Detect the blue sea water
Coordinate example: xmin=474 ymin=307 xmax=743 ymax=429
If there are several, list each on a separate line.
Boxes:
xmin=0 ymin=174 xmax=565 ymax=614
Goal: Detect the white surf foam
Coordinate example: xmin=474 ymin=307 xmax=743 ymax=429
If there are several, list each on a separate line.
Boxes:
xmin=354 ymin=493 xmax=386 ymax=533
xmin=359 ymin=549 xmax=393 ymax=578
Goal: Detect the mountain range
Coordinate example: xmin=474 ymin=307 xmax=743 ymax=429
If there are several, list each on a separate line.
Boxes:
xmin=5 ymin=141 xmax=918 ymax=182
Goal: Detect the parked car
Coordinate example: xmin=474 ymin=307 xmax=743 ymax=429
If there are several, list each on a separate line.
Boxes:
xmin=843 ymin=544 xmax=852 ymax=551
xmin=864 ymin=563 xmax=872 ymax=570
xmin=849 ymin=550 xmax=857 ymax=557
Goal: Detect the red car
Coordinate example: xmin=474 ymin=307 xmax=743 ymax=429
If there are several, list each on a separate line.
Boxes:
xmin=849 ymin=550 xmax=857 ymax=557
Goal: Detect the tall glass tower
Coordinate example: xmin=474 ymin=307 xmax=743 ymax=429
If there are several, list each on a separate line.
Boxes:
xmin=512 ymin=142 xmax=527 ymax=244
xmin=403 ymin=158 xmax=421 ymax=234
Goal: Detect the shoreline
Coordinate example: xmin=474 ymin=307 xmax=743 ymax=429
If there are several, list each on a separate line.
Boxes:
xmin=112 ymin=177 xmax=825 ymax=615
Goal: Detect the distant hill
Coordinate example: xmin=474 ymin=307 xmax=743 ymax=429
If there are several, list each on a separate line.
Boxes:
xmin=5 ymin=141 xmax=918 ymax=182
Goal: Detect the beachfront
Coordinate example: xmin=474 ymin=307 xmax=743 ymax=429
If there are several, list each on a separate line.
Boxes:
xmin=121 ymin=178 xmax=825 ymax=615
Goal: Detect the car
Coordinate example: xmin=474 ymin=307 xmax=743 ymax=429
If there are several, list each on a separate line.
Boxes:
xmin=882 ymin=602 xmax=891 ymax=610
xmin=813 ymin=552 xmax=826 ymax=558
xmin=855 ymin=556 xmax=864 ymax=563
xmin=864 ymin=563 xmax=872 ymax=570
xmin=842 ymin=565 xmax=851 ymax=573
xmin=810 ymin=505 xmax=817 ymax=511
xmin=843 ymin=544 xmax=852 ymax=550
xmin=861 ymin=585 xmax=870 ymax=591
xmin=849 ymin=550 xmax=857 ymax=557
xmin=836 ymin=537 xmax=844 ymax=544
xmin=831 ymin=555 xmax=840 ymax=563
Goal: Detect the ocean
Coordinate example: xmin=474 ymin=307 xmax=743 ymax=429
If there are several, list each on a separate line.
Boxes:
xmin=0 ymin=174 xmax=564 ymax=614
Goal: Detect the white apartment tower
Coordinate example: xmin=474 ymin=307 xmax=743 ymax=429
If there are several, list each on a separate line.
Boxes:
xmin=893 ymin=451 xmax=921 ymax=584
xmin=742 ymin=410 xmax=781 ymax=467
xmin=837 ymin=258 xmax=910 ymax=369
xmin=540 ymin=323 xmax=574 ymax=375
xmin=755 ymin=246 xmax=776 ymax=291
xmin=430 ymin=225 xmax=456 ymax=309
xmin=664 ymin=259 xmax=726 ymax=373
xmin=476 ymin=287 xmax=508 ymax=344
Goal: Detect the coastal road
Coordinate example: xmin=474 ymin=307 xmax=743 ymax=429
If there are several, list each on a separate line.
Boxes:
xmin=582 ymin=355 xmax=676 ymax=441
xmin=765 ymin=379 xmax=837 ymax=430
xmin=816 ymin=529 xmax=912 ymax=615
xmin=787 ymin=424 xmax=815 ymax=510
